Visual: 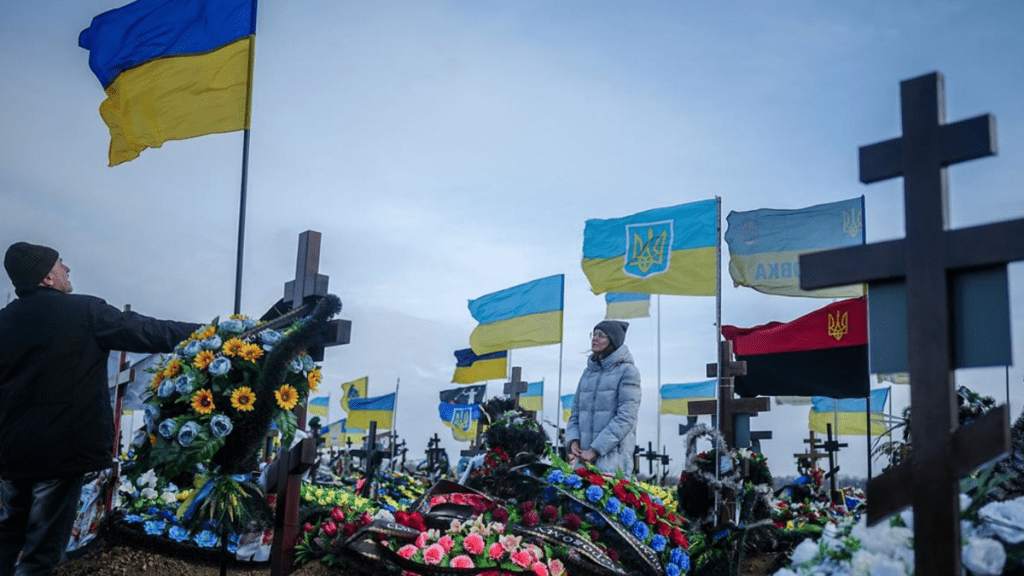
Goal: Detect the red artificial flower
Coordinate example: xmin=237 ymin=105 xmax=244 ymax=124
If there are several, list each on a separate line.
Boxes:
xmin=488 ymin=542 xmax=506 ymax=560
xmin=451 ymin=555 xmax=475 ymax=569
xmin=604 ymin=547 xmax=619 ymax=562
xmin=612 ymin=483 xmax=628 ymax=500
xmin=322 ymin=521 xmax=338 ymax=537
xmin=560 ymin=514 xmax=581 ymax=530
xmin=511 ymin=550 xmax=534 ymax=568
xmin=423 ymin=543 xmax=446 ymax=565
xmin=397 ymin=544 xmax=418 ymax=559
xmin=303 ymin=522 xmax=315 ymax=533
xmin=463 ymin=533 xmax=485 ymax=555
xmin=670 ymin=527 xmax=688 ymax=548
xmin=523 ymin=511 xmax=541 ymax=527
xmin=531 ymin=561 xmax=549 ymax=576
xmin=520 ymin=501 xmax=535 ymax=514
xmin=439 ymin=535 xmax=455 ymax=553
xmin=342 ymin=522 xmax=358 ymax=537
xmin=645 ymin=507 xmax=658 ymax=525
xmin=451 ymin=493 xmax=468 ymax=505
xmin=331 ymin=506 xmax=346 ymax=522
xmin=541 ymin=505 xmax=559 ymax=522
xmin=655 ymin=521 xmax=671 ymax=536
xmin=492 ymin=507 xmax=509 ymax=523
xmin=589 ymin=474 xmax=606 ymax=487
xmin=589 ymin=530 xmax=600 ymax=542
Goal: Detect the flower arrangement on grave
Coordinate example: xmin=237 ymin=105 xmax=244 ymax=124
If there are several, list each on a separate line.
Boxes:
xmin=125 ymin=295 xmax=341 ymax=537
xmin=467 ymin=403 xmax=551 ymax=498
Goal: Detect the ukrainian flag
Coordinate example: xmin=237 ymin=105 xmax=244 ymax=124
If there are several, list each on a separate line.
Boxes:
xmin=451 ymin=349 xmax=507 ymax=384
xmin=660 ymin=380 xmax=716 ymax=415
xmin=323 ymin=418 xmax=363 ymax=446
xmin=560 ymin=393 xmax=575 ymax=422
xmin=519 ymin=381 xmax=543 ymax=412
xmin=582 ymin=199 xmax=718 ymax=295
xmin=724 ymin=197 xmax=865 ymax=298
xmin=808 ymin=388 xmax=889 ymax=436
xmin=78 ymin=0 xmax=255 ymax=166
xmin=439 ymin=403 xmax=481 ymax=442
xmin=468 ymin=275 xmax=564 ymax=355
xmin=605 ymin=292 xmax=651 ymax=320
xmin=346 ymin=392 xmax=395 ymax=430
xmin=340 ymin=377 xmax=368 ymax=413
xmin=308 ymin=396 xmax=329 ymax=419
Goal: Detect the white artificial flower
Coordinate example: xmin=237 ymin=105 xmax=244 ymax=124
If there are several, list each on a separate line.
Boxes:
xmin=373 ymin=509 xmax=395 ymax=522
xmin=899 ymin=509 xmax=913 ymax=531
xmin=962 ymin=537 xmax=1006 ymax=576
xmin=770 ymin=570 xmax=799 ymax=576
xmin=790 ymin=538 xmax=819 ymax=564
xmin=159 ymin=491 xmax=178 ymax=505
xmin=960 ymin=492 xmax=972 ymax=512
xmin=140 ymin=487 xmax=158 ymax=500
xmin=977 ymin=498 xmax=1024 ymax=544
xmin=137 ymin=469 xmax=158 ymax=489
xmin=118 ymin=481 xmax=137 ymax=495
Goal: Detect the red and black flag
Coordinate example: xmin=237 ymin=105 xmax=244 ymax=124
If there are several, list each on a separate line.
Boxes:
xmin=723 ymin=297 xmax=869 ymax=399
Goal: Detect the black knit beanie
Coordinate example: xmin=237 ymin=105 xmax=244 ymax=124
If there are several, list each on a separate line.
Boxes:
xmin=4 ymin=242 xmax=59 ymax=288
xmin=593 ymin=320 xmax=629 ymax=351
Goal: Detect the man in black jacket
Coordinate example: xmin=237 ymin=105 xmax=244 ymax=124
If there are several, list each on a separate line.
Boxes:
xmin=0 ymin=242 xmax=200 ymax=575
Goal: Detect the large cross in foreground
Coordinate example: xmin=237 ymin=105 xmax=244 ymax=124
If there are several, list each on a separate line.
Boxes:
xmin=801 ymin=72 xmax=1022 ymax=576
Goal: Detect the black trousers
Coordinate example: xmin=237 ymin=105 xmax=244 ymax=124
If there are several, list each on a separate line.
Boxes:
xmin=0 ymin=476 xmax=85 ymax=576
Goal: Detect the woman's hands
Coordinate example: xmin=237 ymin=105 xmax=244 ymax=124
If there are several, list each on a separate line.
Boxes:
xmin=568 ymin=441 xmax=597 ymax=464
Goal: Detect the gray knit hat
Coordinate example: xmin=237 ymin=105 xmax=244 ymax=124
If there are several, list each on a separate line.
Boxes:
xmin=593 ymin=320 xmax=629 ymax=351
xmin=4 ymin=242 xmax=59 ymax=288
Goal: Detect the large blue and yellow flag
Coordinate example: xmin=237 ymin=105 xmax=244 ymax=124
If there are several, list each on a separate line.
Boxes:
xmin=79 ymin=0 xmax=255 ymax=166
xmin=322 ymin=418 xmax=363 ymax=447
xmin=468 ymin=275 xmax=564 ymax=355
xmin=346 ymin=392 xmax=395 ymax=430
xmin=519 ymin=381 xmax=543 ymax=412
xmin=438 ymin=403 xmax=481 ymax=442
xmin=340 ymin=377 xmax=369 ymax=413
xmin=451 ymin=349 xmax=507 ymax=384
xmin=605 ymin=292 xmax=651 ymax=320
xmin=308 ymin=396 xmax=330 ymax=420
xmin=660 ymin=380 xmax=716 ymax=415
xmin=808 ymin=387 xmax=889 ymax=436
xmin=582 ymin=199 xmax=718 ymax=295
xmin=560 ymin=393 xmax=575 ymax=422
xmin=724 ymin=197 xmax=865 ymax=297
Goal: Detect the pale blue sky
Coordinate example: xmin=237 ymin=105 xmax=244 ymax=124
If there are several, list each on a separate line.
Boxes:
xmin=1 ymin=0 xmax=1022 ymax=477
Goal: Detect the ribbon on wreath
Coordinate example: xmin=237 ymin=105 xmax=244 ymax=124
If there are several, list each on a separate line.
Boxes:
xmin=177 ymin=473 xmax=251 ymax=523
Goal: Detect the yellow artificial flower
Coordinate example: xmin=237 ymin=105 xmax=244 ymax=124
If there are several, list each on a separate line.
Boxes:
xmin=163 ymin=359 xmax=181 ymax=379
xmin=275 ymin=385 xmax=299 ymax=410
xmin=193 ymin=350 xmax=215 ymax=370
xmin=229 ymin=314 xmax=248 ymax=320
xmin=239 ymin=343 xmax=264 ymax=362
xmin=150 ymin=371 xmax=164 ymax=392
xmin=196 ymin=325 xmax=216 ymax=340
xmin=231 ymin=387 xmax=257 ymax=412
xmin=222 ymin=339 xmax=245 ymax=357
xmin=307 ymin=368 xmax=322 ymax=394
xmin=191 ymin=389 xmax=215 ymax=414
xmin=148 ymin=434 xmax=157 ymax=446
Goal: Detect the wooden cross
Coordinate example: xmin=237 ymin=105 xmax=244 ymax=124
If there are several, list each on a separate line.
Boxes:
xmin=357 ymin=422 xmax=382 ymax=497
xmin=689 ymin=341 xmax=770 ymax=448
xmin=638 ymin=441 xmax=662 ymax=476
xmin=800 ymin=72 xmax=1019 ymax=576
xmin=793 ymin=431 xmax=828 ymax=472
xmin=503 ymin=366 xmax=528 ymax=403
xmin=816 ymin=424 xmax=848 ymax=504
xmin=266 ymin=423 xmax=317 ymax=576
xmin=425 ymin=433 xmax=448 ymax=477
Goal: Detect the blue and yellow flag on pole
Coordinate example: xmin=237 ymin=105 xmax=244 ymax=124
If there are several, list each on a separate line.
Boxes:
xmin=438 ymin=403 xmax=481 ymax=442
xmin=79 ymin=0 xmax=255 ymax=166
xmin=605 ymin=292 xmax=651 ymax=319
xmin=660 ymin=380 xmax=716 ymax=415
xmin=345 ymin=392 xmax=395 ymax=430
xmin=808 ymin=387 xmax=889 ymax=436
xmin=724 ymin=197 xmax=865 ymax=297
xmin=519 ymin=381 xmax=543 ymax=412
xmin=582 ymin=199 xmax=718 ymax=295
xmin=451 ymin=349 xmax=507 ymax=384
xmin=308 ymin=396 xmax=329 ymax=420
xmin=340 ymin=377 xmax=368 ymax=413
xmin=323 ymin=418 xmax=363 ymax=446
xmin=468 ymin=275 xmax=564 ymax=355
xmin=560 ymin=393 xmax=575 ymax=422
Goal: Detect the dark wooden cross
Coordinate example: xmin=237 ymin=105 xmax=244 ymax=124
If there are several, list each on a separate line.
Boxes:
xmin=800 ymin=72 xmax=1020 ymax=576
xmin=816 ymin=424 xmax=848 ymax=504
xmin=267 ymin=423 xmax=317 ymax=576
xmin=793 ymin=431 xmax=828 ymax=472
xmin=425 ymin=433 xmax=448 ymax=478
xmin=638 ymin=441 xmax=662 ymax=476
xmin=689 ymin=341 xmax=770 ymax=448
xmin=357 ymin=422 xmax=381 ymax=497
xmin=503 ymin=366 xmax=530 ymax=410
xmin=279 ymin=230 xmax=351 ymax=361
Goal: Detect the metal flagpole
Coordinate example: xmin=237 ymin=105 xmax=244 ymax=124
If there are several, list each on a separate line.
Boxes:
xmin=233 ymin=0 xmax=258 ymax=315
xmin=656 ymin=294 xmax=662 ymax=478
xmin=714 ymin=197 xmax=723 ymax=520
xmin=391 ymin=378 xmax=400 ymax=467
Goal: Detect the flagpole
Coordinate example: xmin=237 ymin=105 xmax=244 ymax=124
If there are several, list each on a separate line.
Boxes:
xmin=556 ymin=340 xmax=563 ymax=454
xmin=866 ymin=392 xmax=872 ymax=480
xmin=714 ymin=196 xmax=723 ymax=518
xmin=656 ymin=294 xmax=662 ymax=479
xmin=391 ymin=378 xmax=400 ymax=468
xmin=233 ymin=0 xmax=258 ymax=315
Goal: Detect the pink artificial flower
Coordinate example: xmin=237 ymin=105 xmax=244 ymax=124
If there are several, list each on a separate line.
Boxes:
xmin=531 ymin=561 xmax=549 ymax=576
xmin=499 ymin=534 xmax=522 ymax=551
xmin=548 ymin=559 xmax=566 ymax=576
xmin=463 ymin=533 xmax=485 ymax=555
xmin=397 ymin=545 xmax=418 ymax=559
xmin=423 ymin=543 xmax=446 ymax=565
xmin=511 ymin=550 xmax=534 ymax=568
xmin=330 ymin=506 xmax=345 ymax=522
xmin=450 ymin=555 xmax=475 ymax=569
xmin=438 ymin=535 xmax=455 ymax=553
xmin=451 ymin=493 xmax=468 ymax=505
xmin=489 ymin=542 xmax=506 ymax=560
xmin=415 ymin=532 xmax=428 ymax=548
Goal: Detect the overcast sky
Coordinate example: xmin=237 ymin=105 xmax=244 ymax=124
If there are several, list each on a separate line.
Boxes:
xmin=2 ymin=0 xmax=1022 ymax=479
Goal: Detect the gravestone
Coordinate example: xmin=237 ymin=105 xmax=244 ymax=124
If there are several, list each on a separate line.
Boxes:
xmin=689 ymin=341 xmax=770 ymax=448
xmin=800 ymin=72 xmax=1020 ymax=576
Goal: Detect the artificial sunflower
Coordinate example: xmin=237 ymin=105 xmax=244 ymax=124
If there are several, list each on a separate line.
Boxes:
xmin=222 ymin=338 xmax=245 ymax=357
xmin=275 ymin=384 xmax=299 ymax=410
xmin=239 ymin=343 xmax=264 ymax=362
xmin=307 ymin=368 xmax=322 ymax=393
xmin=191 ymin=389 xmax=215 ymax=415
xmin=163 ymin=359 xmax=182 ymax=379
xmin=193 ymin=350 xmax=215 ymax=370
xmin=150 ymin=371 xmax=164 ymax=392
xmin=231 ymin=386 xmax=257 ymax=412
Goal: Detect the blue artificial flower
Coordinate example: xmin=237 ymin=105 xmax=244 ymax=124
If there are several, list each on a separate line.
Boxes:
xmin=177 ymin=422 xmax=200 ymax=447
xmin=157 ymin=379 xmax=176 ymax=398
xmin=124 ymin=514 xmax=145 ymax=524
xmin=159 ymin=509 xmax=176 ymax=521
xmin=183 ymin=340 xmax=203 ymax=357
xmin=158 ymin=419 xmax=179 ymax=439
xmin=713 ymin=528 xmax=730 ymax=541
xmin=174 ymin=375 xmax=194 ymax=395
xmin=288 ymin=357 xmax=303 ymax=373
xmin=650 ymin=534 xmax=667 ymax=552
xmin=194 ymin=530 xmax=219 ymax=548
xmin=301 ymin=354 xmax=315 ymax=372
xmin=585 ymin=485 xmax=604 ymax=503
xmin=546 ymin=469 xmax=565 ymax=484
xmin=632 ymin=521 xmax=650 ymax=540
xmin=168 ymin=526 xmax=189 ymax=542
xmin=144 ymin=404 xmax=160 ymax=426
xmin=143 ymin=520 xmax=167 ymax=535
xmin=653 ymin=497 xmax=663 ymax=505
xmin=219 ymin=319 xmax=245 ymax=333
xmin=208 ymin=357 xmax=231 ymax=376
xmin=564 ymin=474 xmax=582 ymax=489
xmin=147 ymin=507 xmax=160 ymax=515
xmin=604 ymin=497 xmax=621 ymax=514
xmin=567 ymin=501 xmax=583 ymax=514
xmin=618 ymin=507 xmax=637 ymax=527
xmin=543 ymin=486 xmax=558 ymax=501
xmin=585 ymin=512 xmax=607 ymax=528
xmin=202 ymin=335 xmax=223 ymax=351
xmin=679 ymin=553 xmax=690 ymax=571
xmin=383 ymin=504 xmax=396 ymax=512
xmin=210 ymin=414 xmax=233 ymax=438
xmin=242 ymin=318 xmax=258 ymax=329
xmin=669 ymin=547 xmax=685 ymax=566
xmin=665 ymin=564 xmax=680 ymax=576
xmin=260 ymin=330 xmax=282 ymax=346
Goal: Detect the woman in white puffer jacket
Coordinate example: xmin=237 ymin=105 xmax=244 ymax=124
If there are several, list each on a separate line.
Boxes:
xmin=565 ymin=320 xmax=642 ymax=475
